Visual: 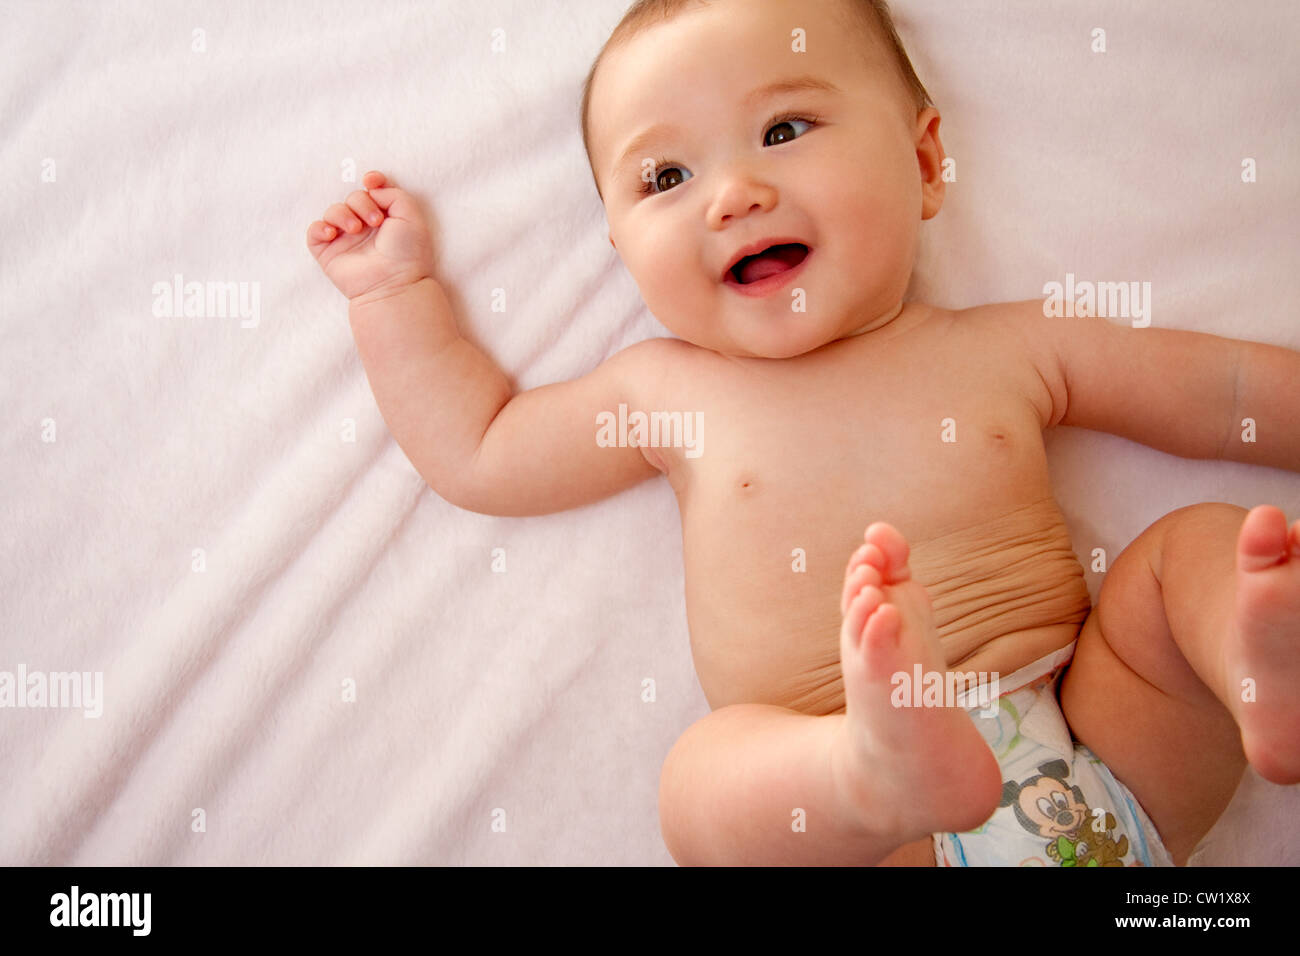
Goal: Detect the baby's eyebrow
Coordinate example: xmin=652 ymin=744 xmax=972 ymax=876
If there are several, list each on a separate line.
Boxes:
xmin=611 ymin=74 xmax=841 ymax=183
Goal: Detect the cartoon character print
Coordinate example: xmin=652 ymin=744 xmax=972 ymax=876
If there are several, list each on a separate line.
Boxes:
xmin=999 ymin=759 xmax=1131 ymax=867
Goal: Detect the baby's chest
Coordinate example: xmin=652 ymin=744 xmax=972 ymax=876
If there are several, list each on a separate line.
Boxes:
xmin=681 ymin=376 xmax=1048 ymax=533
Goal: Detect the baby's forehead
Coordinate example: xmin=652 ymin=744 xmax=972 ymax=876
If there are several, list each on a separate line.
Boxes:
xmin=593 ymin=6 xmax=885 ymax=120
xmin=586 ymin=0 xmax=906 ymax=191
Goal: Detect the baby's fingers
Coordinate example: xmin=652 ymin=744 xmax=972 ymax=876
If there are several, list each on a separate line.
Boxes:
xmin=324 ymin=201 xmax=366 ymax=235
xmin=362 ymin=187 xmax=430 ymax=234
xmin=357 ymin=170 xmax=426 ymax=225
xmin=345 ymin=189 xmax=384 ymax=228
xmin=306 ymin=219 xmax=338 ymax=251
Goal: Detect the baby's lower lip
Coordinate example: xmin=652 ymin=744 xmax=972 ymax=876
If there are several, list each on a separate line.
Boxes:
xmin=723 ymin=249 xmax=812 ymax=297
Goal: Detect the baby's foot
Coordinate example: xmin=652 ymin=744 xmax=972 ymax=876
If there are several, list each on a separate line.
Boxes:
xmin=1227 ymin=505 xmax=1300 ymax=784
xmin=831 ymin=522 xmax=1002 ymax=845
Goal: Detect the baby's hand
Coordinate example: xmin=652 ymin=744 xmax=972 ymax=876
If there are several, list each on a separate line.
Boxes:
xmin=307 ymin=171 xmax=436 ymax=302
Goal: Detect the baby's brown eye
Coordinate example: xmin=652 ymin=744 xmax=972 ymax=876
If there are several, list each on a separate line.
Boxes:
xmin=657 ymin=167 xmax=687 ymax=191
xmin=764 ymin=117 xmax=814 ymax=147
xmin=766 ymin=122 xmax=797 ymax=145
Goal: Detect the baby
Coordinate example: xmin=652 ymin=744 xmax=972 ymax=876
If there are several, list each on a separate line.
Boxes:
xmin=308 ymin=0 xmax=1300 ymax=865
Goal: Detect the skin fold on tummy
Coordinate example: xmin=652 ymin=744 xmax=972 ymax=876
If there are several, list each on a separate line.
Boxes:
xmin=684 ymin=495 xmax=1092 ymax=715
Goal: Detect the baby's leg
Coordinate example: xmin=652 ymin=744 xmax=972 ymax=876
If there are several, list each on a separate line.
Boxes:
xmin=658 ymin=525 xmax=1001 ymax=865
xmin=1060 ymin=503 xmax=1300 ymax=865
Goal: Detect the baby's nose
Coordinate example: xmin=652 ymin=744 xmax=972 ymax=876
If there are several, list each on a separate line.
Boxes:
xmin=707 ymin=174 xmax=778 ymax=228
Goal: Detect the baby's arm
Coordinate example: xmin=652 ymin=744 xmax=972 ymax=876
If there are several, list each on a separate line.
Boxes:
xmin=308 ymin=171 xmax=661 ymax=516
xmin=1004 ymin=300 xmax=1300 ymax=472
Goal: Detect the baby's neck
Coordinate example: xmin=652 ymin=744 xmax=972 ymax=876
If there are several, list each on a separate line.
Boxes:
xmin=836 ymin=300 xmax=933 ymax=347
xmin=844 ymin=300 xmax=906 ymax=338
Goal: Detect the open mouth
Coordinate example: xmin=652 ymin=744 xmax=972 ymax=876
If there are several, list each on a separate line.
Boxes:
xmin=727 ymin=242 xmax=811 ymax=285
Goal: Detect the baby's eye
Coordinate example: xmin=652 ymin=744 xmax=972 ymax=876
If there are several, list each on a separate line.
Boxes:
xmin=636 ymin=115 xmax=816 ymax=197
xmin=640 ymin=160 xmax=693 ymax=196
xmin=764 ymin=115 xmax=816 ymax=147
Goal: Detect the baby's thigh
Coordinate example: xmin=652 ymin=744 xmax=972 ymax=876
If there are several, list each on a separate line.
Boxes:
xmin=1059 ymin=511 xmax=1246 ymax=864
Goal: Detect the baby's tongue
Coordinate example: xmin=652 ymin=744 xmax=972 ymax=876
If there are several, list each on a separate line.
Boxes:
xmin=738 ymin=244 xmax=804 ymax=284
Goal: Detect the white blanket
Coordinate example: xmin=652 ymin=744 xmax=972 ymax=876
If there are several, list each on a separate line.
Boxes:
xmin=1 ymin=0 xmax=1296 ymax=865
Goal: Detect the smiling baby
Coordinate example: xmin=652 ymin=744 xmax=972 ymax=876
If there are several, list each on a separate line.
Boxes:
xmin=308 ymin=0 xmax=1300 ymax=866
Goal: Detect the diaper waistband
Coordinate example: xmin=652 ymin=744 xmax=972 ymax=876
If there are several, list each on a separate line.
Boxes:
xmin=951 ymin=641 xmax=1076 ymax=709
xmin=997 ymin=641 xmax=1076 ymax=694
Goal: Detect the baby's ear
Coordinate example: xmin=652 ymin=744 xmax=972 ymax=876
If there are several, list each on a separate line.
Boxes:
xmin=914 ymin=107 xmax=945 ymax=221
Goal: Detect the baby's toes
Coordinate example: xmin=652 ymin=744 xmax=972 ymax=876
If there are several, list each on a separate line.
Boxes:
xmin=841 ymin=584 xmax=908 ymax=687
xmin=841 ymin=584 xmax=885 ymax=655
xmin=841 ymin=557 xmax=883 ymax=616
xmin=1237 ymin=506 xmax=1291 ymax=573
xmin=863 ymin=522 xmax=912 ymax=584
xmin=845 ymin=539 xmax=890 ymax=577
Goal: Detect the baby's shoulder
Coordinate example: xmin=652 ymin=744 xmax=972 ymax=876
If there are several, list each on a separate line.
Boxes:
xmin=942 ymin=299 xmax=1066 ymax=428
xmin=605 ymin=335 xmax=704 ymax=408
xmin=947 ymin=298 xmax=1060 ymax=363
xmin=947 ymin=297 xmax=1045 ymax=334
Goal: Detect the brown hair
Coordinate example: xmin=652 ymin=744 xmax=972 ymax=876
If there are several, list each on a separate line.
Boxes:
xmin=579 ymin=0 xmax=933 ymax=197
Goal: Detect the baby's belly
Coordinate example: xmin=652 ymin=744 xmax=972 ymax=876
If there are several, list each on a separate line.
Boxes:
xmin=681 ymin=495 xmax=1092 ymax=714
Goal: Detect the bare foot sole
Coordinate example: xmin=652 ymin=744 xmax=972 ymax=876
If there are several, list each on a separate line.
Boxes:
xmin=831 ymin=522 xmax=1002 ymax=844
xmin=1228 ymin=505 xmax=1300 ymax=784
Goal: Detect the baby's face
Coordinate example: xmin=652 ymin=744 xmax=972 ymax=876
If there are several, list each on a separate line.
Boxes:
xmin=588 ymin=0 xmax=944 ymax=359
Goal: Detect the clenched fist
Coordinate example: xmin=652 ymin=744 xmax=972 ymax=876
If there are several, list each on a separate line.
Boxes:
xmin=307 ymin=170 xmax=437 ymax=302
